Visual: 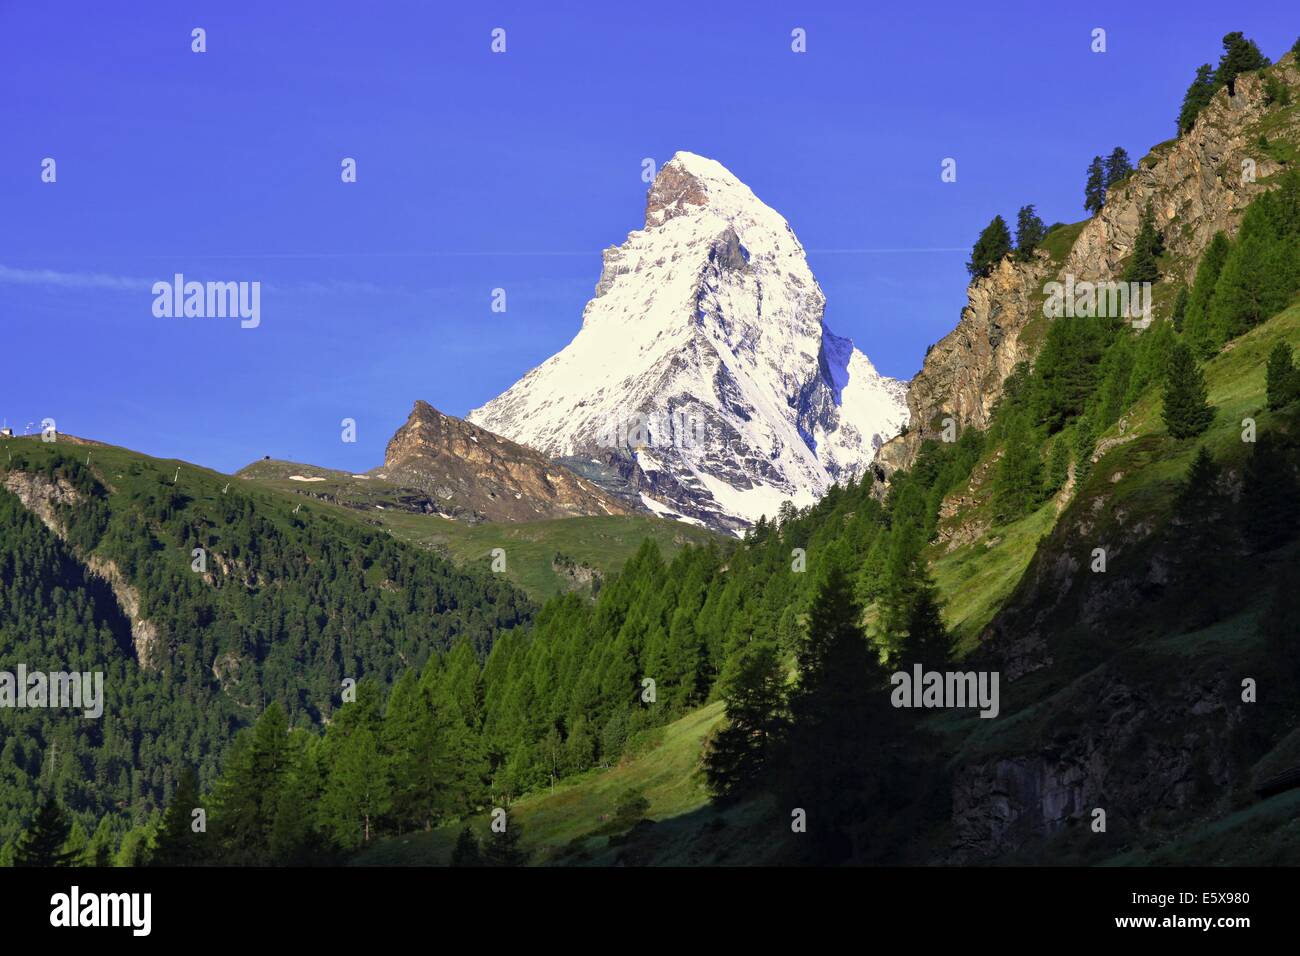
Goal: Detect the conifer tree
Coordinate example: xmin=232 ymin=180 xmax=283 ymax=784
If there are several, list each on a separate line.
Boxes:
xmin=1170 ymin=284 xmax=1190 ymax=332
xmin=1266 ymin=341 xmax=1300 ymax=410
xmin=151 ymin=767 xmax=204 ymax=866
xmin=1162 ymin=343 xmax=1215 ymax=439
xmin=481 ymin=811 xmax=529 ymax=867
xmin=1104 ymin=147 xmax=1134 ymax=189
xmin=62 ymin=820 xmax=89 ymax=866
xmin=1122 ymin=203 xmax=1163 ymax=284
xmin=1085 ymin=156 xmax=1106 ymax=214
xmin=967 ymin=215 xmax=1012 ymax=279
xmin=14 ymin=799 xmax=77 ymax=867
xmin=1242 ymin=432 xmax=1300 ymax=552
xmin=783 ymin=559 xmax=892 ymax=862
xmin=1214 ymin=32 xmax=1270 ymax=95
xmin=1170 ymin=447 xmax=1231 ymax=625
xmin=1073 ymin=416 xmax=1096 ymax=484
xmin=704 ymin=638 xmax=789 ymax=800
xmin=1125 ymin=318 xmax=1176 ymax=404
xmin=114 ymin=824 xmax=154 ymax=868
xmin=1043 ymin=432 xmax=1072 ymax=497
xmin=992 ymin=414 xmax=1043 ymax=523
xmin=1178 ymin=64 xmax=1216 ymax=134
xmin=1015 ymin=204 xmax=1046 ymax=260
xmin=1182 ymin=232 xmax=1232 ymax=357
xmin=450 ymin=826 xmax=482 ymax=867
xmin=899 ymin=580 xmax=953 ymax=672
xmin=269 ymin=734 xmax=330 ymax=865
xmin=86 ymin=817 xmax=115 ymax=867
xmin=319 ymin=683 xmax=392 ymax=850
xmin=210 ymin=702 xmax=293 ymax=864
xmin=1208 ymin=202 xmax=1294 ymax=341
xmin=1031 ymin=317 xmax=1106 ymax=428
xmin=384 ymin=670 xmax=461 ymax=832
xmin=321 ymin=724 xmax=390 ymax=849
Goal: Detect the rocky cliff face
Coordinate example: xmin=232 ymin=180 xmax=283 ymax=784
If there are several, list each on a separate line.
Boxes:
xmin=377 ymin=401 xmax=635 ymax=523
xmin=468 ymin=151 xmax=907 ymax=531
xmin=878 ymin=55 xmax=1299 ymax=478
xmin=1064 ymin=64 xmax=1295 ymax=284
xmin=876 ymin=255 xmax=1052 ymax=477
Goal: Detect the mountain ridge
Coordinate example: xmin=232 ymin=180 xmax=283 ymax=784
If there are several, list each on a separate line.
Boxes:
xmin=468 ymin=150 xmax=908 ymax=531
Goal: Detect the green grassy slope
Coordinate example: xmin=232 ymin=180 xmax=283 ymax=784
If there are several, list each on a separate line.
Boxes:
xmin=929 ymin=298 xmax=1300 ymax=651
xmin=354 ymin=702 xmax=731 ymax=866
xmin=236 ymin=460 xmax=725 ymax=601
xmin=377 ymin=512 xmax=723 ymax=600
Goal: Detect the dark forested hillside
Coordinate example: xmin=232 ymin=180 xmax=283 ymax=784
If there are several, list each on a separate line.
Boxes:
xmin=0 ymin=441 xmax=531 ymax=858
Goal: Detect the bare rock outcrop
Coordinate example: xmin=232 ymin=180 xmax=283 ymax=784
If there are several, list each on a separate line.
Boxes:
xmin=878 ymin=54 xmax=1300 ymax=480
xmin=378 ymin=401 xmax=634 ymax=523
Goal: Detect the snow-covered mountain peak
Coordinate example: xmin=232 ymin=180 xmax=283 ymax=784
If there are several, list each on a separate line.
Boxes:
xmin=469 ymin=153 xmax=908 ymax=531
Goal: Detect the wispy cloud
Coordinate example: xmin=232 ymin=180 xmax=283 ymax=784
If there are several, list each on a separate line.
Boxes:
xmin=0 ymin=264 xmax=405 ymax=297
xmin=0 ymin=263 xmax=147 ymax=291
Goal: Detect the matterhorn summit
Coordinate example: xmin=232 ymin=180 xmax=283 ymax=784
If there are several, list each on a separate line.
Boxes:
xmin=468 ymin=151 xmax=908 ymax=532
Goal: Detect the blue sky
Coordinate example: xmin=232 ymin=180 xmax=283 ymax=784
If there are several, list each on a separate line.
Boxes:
xmin=1 ymin=1 xmax=1295 ymax=473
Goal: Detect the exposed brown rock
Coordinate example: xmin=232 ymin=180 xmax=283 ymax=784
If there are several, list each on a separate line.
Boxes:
xmin=377 ymin=401 xmax=635 ymax=522
xmin=877 ymin=55 xmax=1300 ymax=481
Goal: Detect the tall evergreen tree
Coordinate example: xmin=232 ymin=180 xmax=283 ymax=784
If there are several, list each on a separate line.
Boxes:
xmin=1169 ymin=447 xmax=1232 ymax=626
xmin=1043 ymin=431 xmax=1072 ymax=497
xmin=1178 ymin=64 xmax=1217 ymax=134
xmin=1183 ymin=232 xmax=1232 ymax=357
xmin=481 ymin=811 xmax=529 ymax=867
xmin=1104 ymin=147 xmax=1134 ymax=189
xmin=210 ymin=702 xmax=293 ymax=864
xmin=1162 ymin=342 xmax=1215 ymax=439
xmin=1015 ymin=204 xmax=1046 ymax=260
xmin=321 ymin=724 xmax=390 ymax=849
xmin=86 ymin=817 xmax=115 ymax=867
xmin=1084 ymin=156 xmax=1106 ymax=214
xmin=1122 ymin=203 xmax=1164 ymax=284
xmin=1242 ymin=432 xmax=1300 ymax=552
xmin=1208 ymin=198 xmax=1297 ymax=342
xmin=1214 ymin=32 xmax=1270 ymax=95
xmin=899 ymin=579 xmax=953 ymax=672
xmin=13 ymin=799 xmax=77 ymax=867
xmin=62 ymin=821 xmax=89 ymax=866
xmin=966 ymin=215 xmax=1012 ymax=279
xmin=704 ymin=638 xmax=789 ymax=800
xmin=1170 ymin=284 xmax=1190 ymax=332
xmin=151 ymin=767 xmax=204 ymax=866
xmin=1266 ymin=341 xmax=1300 ymax=410
xmin=783 ymin=560 xmax=892 ymax=862
xmin=992 ymin=413 xmax=1043 ymax=522
xmin=450 ymin=826 xmax=482 ymax=867
xmin=1031 ymin=315 xmax=1109 ymax=428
